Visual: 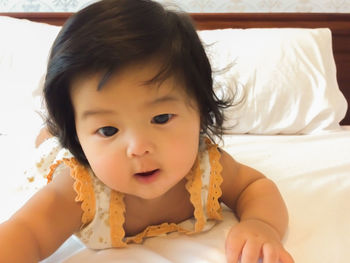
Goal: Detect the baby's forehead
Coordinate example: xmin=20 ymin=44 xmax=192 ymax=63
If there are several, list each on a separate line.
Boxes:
xmin=73 ymin=59 xmax=185 ymax=90
xmin=71 ymin=68 xmax=183 ymax=97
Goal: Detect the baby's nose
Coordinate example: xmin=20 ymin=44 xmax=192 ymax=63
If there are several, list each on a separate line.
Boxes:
xmin=126 ymin=133 xmax=154 ymax=158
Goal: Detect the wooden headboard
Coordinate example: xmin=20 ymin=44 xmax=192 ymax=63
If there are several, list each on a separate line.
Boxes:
xmin=2 ymin=12 xmax=350 ymax=125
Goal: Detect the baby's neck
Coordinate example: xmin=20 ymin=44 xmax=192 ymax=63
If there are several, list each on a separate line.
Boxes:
xmin=123 ymin=178 xmax=194 ymax=236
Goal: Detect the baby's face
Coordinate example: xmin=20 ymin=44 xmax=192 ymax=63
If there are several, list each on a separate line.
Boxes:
xmin=70 ymin=61 xmax=201 ymax=200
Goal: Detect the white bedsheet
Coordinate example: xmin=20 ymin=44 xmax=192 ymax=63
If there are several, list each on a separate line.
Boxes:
xmin=1 ymin=128 xmax=349 ymax=263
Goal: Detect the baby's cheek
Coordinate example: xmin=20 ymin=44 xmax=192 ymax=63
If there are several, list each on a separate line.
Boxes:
xmin=89 ymin=154 xmax=125 ymax=187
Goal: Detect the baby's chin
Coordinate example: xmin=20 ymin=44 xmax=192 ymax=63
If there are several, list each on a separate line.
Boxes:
xmin=127 ymin=178 xmax=186 ymax=202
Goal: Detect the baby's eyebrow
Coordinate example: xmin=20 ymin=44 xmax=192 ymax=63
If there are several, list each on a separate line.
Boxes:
xmin=146 ymin=95 xmax=180 ymax=106
xmin=80 ymin=109 xmax=115 ymax=120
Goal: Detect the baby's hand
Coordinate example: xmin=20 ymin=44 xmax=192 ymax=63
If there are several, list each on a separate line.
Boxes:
xmin=225 ymin=219 xmax=294 ymax=263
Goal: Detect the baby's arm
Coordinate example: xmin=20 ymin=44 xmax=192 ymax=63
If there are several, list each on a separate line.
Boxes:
xmin=0 ymin=167 xmax=82 ymax=262
xmin=219 ymin=149 xmax=294 ymax=263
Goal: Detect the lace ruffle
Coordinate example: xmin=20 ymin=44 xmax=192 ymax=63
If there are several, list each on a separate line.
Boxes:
xmin=125 ymin=223 xmax=187 ymax=244
xmin=205 ymin=139 xmax=223 ymax=220
xmin=109 ymin=190 xmax=127 ymax=247
xmin=185 ymin=157 xmax=206 ymax=233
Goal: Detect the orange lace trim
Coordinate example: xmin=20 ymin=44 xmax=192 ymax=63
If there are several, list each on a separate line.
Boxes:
xmin=110 ymin=191 xmax=127 ymax=247
xmin=46 ymin=158 xmax=96 ymax=226
xmin=205 ymin=139 xmax=223 ymax=220
xmin=185 ymin=156 xmax=205 ymax=233
xmin=125 ymin=223 xmax=188 ymax=244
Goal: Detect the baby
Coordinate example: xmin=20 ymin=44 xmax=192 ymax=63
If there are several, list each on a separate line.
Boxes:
xmin=0 ymin=0 xmax=294 ymax=262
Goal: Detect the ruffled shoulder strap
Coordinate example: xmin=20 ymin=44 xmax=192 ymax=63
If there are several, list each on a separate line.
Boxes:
xmin=185 ymin=156 xmax=206 ymax=233
xmin=205 ymin=138 xmax=223 ymax=220
xmin=109 ymin=190 xmax=127 ymax=247
xmin=46 ymin=157 xmax=96 ymax=226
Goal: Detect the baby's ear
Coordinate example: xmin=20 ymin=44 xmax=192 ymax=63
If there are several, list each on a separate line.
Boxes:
xmin=35 ymin=127 xmax=53 ymax=148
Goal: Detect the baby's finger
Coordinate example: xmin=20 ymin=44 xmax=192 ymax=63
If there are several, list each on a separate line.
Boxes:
xmin=240 ymin=239 xmax=261 ymax=263
xmin=225 ymin=237 xmax=245 ymax=263
xmin=279 ymin=248 xmax=294 ymax=263
xmin=262 ymin=243 xmax=279 ymax=263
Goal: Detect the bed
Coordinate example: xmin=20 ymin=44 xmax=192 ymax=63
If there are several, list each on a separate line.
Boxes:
xmin=0 ymin=11 xmax=349 ymax=263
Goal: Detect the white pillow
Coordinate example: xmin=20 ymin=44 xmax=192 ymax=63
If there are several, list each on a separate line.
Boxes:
xmin=0 ymin=16 xmax=60 ymax=140
xmin=198 ymin=28 xmax=348 ymax=134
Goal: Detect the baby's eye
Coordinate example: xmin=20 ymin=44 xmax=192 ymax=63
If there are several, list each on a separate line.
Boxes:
xmin=151 ymin=114 xmax=174 ymax=124
xmin=97 ymin=126 xmax=118 ymax=137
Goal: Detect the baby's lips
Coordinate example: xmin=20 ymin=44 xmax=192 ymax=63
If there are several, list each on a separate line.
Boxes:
xmin=134 ymin=168 xmax=159 ymax=176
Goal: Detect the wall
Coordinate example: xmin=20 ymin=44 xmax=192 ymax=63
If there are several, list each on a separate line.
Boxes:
xmin=0 ymin=0 xmax=349 ymax=12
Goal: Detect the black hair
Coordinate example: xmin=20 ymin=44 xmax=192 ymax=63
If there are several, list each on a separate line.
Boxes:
xmin=44 ymin=0 xmax=232 ymax=165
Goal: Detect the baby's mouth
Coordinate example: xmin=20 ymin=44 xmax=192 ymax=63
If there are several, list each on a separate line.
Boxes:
xmin=134 ymin=169 xmax=159 ymax=177
xmin=134 ymin=169 xmax=160 ymax=183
